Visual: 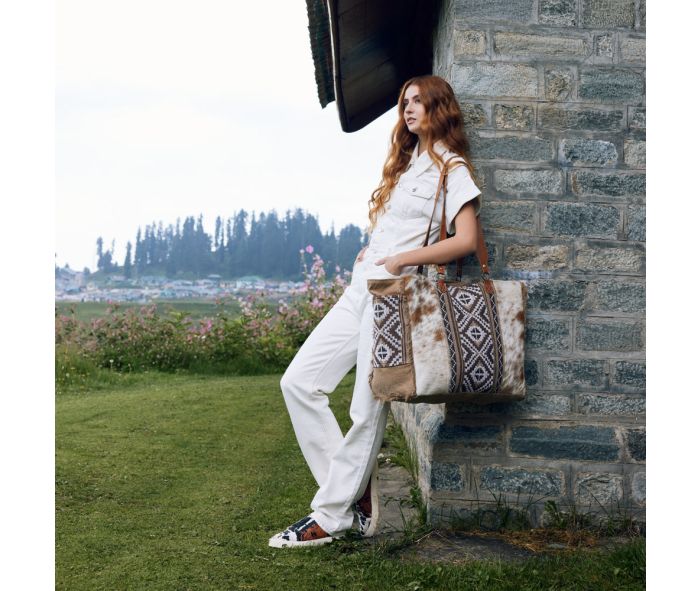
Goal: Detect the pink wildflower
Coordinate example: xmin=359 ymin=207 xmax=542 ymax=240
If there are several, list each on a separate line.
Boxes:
xmin=305 ymin=244 xmax=314 ymax=254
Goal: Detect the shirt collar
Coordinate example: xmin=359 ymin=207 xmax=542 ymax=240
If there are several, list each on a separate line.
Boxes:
xmin=408 ymin=139 xmax=450 ymax=177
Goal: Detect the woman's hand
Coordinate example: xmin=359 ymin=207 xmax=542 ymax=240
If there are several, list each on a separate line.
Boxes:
xmin=354 ymin=246 xmax=368 ymax=264
xmin=374 ymin=254 xmax=404 ymax=276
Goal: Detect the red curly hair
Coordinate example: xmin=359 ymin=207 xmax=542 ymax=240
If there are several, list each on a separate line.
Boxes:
xmin=367 ymin=75 xmax=480 ymax=233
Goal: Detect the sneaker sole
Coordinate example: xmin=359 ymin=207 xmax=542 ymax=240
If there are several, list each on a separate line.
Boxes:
xmin=268 ymin=534 xmax=341 ymax=548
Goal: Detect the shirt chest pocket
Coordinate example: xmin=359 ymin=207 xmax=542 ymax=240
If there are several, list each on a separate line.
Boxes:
xmin=397 ymin=178 xmax=437 ymax=219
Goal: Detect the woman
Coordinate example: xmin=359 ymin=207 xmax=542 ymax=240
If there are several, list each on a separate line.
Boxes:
xmin=268 ymin=75 xmax=482 ymax=548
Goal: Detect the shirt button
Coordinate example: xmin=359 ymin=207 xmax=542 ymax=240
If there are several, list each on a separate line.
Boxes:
xmin=412 ymin=187 xmax=417 ymax=192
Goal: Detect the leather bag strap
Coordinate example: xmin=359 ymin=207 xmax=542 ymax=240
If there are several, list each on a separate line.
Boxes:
xmin=416 ymin=156 xmax=490 ymax=285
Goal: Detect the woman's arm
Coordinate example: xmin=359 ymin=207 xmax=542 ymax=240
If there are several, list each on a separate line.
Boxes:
xmin=375 ymin=201 xmax=478 ymax=275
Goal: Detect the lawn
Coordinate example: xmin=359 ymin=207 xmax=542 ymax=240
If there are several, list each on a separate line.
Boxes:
xmin=56 ymin=373 xmax=645 ymax=590
xmin=55 ymin=299 xmax=241 ymax=323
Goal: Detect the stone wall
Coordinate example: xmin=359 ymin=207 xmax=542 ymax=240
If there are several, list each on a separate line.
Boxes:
xmin=392 ymin=0 xmax=645 ymax=527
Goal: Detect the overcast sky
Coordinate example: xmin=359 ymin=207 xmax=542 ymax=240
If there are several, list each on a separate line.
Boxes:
xmin=56 ymin=0 xmax=396 ymax=271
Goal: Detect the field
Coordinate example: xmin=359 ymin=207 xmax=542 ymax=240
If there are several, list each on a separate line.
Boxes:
xmin=56 ymin=372 xmax=645 ymax=590
xmin=55 ymin=299 xmax=242 ymax=322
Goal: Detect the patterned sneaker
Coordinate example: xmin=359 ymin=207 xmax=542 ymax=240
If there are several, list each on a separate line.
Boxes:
xmin=353 ymin=458 xmax=380 ymax=537
xmin=268 ymin=514 xmax=341 ymax=548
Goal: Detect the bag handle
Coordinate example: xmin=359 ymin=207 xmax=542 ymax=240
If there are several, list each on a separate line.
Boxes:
xmin=416 ymin=156 xmax=490 ymax=288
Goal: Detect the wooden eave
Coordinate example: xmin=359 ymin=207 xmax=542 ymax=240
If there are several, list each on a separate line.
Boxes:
xmin=305 ymin=0 xmax=439 ymax=132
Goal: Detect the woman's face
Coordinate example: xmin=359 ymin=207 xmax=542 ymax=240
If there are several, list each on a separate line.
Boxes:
xmin=403 ymin=84 xmax=425 ymax=134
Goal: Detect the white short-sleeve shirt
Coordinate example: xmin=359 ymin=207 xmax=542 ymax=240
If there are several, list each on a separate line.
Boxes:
xmin=359 ymin=139 xmax=481 ymax=280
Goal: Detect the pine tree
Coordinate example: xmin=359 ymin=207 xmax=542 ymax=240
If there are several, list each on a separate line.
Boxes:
xmin=134 ymin=227 xmax=145 ymax=274
xmin=96 ymin=236 xmax=104 ymax=271
xmin=229 ymin=210 xmax=249 ymax=277
xmin=337 ymin=224 xmax=363 ymax=272
xmin=124 ymin=241 xmax=133 ymax=278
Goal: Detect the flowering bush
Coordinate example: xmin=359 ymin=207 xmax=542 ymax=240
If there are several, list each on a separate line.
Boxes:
xmin=276 ymin=250 xmax=350 ymax=348
xmin=55 ymin=248 xmax=351 ymax=386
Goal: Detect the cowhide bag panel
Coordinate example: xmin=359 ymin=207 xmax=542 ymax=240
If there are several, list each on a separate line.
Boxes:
xmin=367 ymin=274 xmax=527 ymax=403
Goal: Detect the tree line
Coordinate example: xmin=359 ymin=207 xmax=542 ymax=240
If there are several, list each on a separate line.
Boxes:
xmin=95 ymin=208 xmax=368 ymax=280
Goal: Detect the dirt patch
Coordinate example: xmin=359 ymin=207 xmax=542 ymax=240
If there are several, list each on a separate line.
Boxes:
xmin=394 ymin=529 xmax=536 ymax=564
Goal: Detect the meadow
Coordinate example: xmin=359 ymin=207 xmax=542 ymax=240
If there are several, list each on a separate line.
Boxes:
xmin=56 ymin=372 xmax=644 ymax=591
xmin=55 ymin=299 xmax=241 ymax=323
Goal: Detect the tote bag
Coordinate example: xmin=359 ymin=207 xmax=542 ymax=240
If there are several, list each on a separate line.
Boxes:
xmin=367 ymin=156 xmax=527 ymax=403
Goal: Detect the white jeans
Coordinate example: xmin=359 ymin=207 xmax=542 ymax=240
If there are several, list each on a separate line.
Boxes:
xmin=279 ymin=257 xmax=390 ymax=535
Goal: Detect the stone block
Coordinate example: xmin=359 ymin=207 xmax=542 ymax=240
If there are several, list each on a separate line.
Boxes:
xmin=581 ymin=0 xmax=635 ymax=28
xmin=545 ymin=67 xmax=575 ymax=101
xmin=447 ymin=392 xmax=571 ymax=417
xmin=461 ymin=102 xmax=489 ymax=127
xmin=495 ymin=32 xmax=587 ymax=58
xmin=578 ymin=393 xmax=645 ymax=415
xmin=494 ymin=104 xmax=534 ymax=130
xmin=628 ymin=107 xmax=645 ymax=131
xmin=508 ymin=393 xmax=572 ymax=415
xmin=559 ymin=138 xmax=618 ymax=167
xmin=454 ymin=30 xmax=487 ymax=57
xmin=624 ymin=139 xmax=645 ymax=168
xmin=620 ymin=36 xmax=645 ymax=63
xmin=613 ymin=360 xmax=645 ymax=389
xmin=525 ymin=359 xmax=539 ymax=386
xmin=545 ymin=359 xmax=607 ymax=387
xmin=431 ymin=462 xmax=465 ymax=492
xmin=472 ymin=134 xmax=553 ymax=162
xmin=574 ymin=472 xmax=624 ymax=505
xmin=625 ymin=428 xmax=645 ymax=461
xmin=638 ymin=0 xmax=646 ymax=30
xmin=455 ymin=0 xmax=535 ymax=23
xmin=576 ymin=318 xmax=644 ymax=352
xmin=539 ymin=0 xmax=576 ymax=26
xmin=435 ymin=424 xmax=503 ymax=453
xmin=579 ymin=67 xmax=644 ymax=102
xmin=480 ymin=201 xmax=537 ymax=233
xmin=631 ymin=471 xmax=645 ymax=506
xmin=594 ymin=280 xmax=645 ymax=313
xmin=574 ymin=243 xmax=645 ymax=274
xmin=594 ymin=34 xmax=614 ymax=59
xmin=571 ymin=170 xmax=645 ymax=198
xmin=526 ymin=317 xmax=571 ymax=351
xmin=544 ymin=203 xmax=620 ymax=238
xmin=453 ymin=63 xmax=539 ymax=98
xmin=494 ymin=169 xmax=563 ymax=195
xmin=480 ymin=465 xmax=564 ymax=496
xmin=626 ymin=205 xmax=645 ymax=241
xmin=505 ymin=243 xmax=570 ymax=270
xmin=527 ymin=280 xmax=587 ymax=311
xmin=510 ymin=424 xmax=620 ymax=461
xmin=538 ymin=106 xmax=624 ymax=131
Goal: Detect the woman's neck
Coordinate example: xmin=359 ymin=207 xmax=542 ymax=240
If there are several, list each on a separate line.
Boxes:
xmin=416 ymin=134 xmax=429 ymax=156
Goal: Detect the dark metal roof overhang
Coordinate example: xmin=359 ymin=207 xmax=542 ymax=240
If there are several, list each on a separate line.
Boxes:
xmin=306 ymin=0 xmax=439 ymax=132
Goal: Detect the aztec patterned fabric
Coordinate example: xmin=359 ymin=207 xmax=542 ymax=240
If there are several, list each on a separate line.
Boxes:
xmin=367 ymin=273 xmax=527 ymax=403
xmin=371 ymin=295 xmax=407 ymax=368
xmin=439 ymin=283 xmax=503 ymax=393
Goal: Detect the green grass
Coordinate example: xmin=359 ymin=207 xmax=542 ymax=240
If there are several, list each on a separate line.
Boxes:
xmin=56 ymin=373 xmax=645 ymax=590
xmin=55 ymin=299 xmax=241 ymax=322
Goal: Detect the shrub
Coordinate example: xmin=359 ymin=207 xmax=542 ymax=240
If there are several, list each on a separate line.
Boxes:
xmin=55 ymin=249 xmax=351 ymax=382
